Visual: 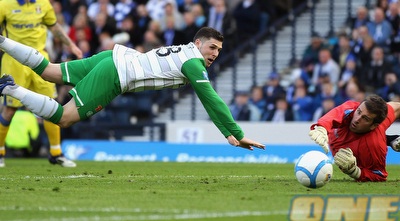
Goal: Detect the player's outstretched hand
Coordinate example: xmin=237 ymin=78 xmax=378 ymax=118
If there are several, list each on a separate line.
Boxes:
xmin=227 ymin=135 xmax=265 ymax=151
xmin=334 ymin=148 xmax=361 ymax=179
xmin=309 ymin=125 xmax=329 ymax=153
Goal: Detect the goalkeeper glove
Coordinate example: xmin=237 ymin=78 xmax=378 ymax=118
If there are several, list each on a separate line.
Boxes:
xmin=334 ymin=148 xmax=361 ymax=179
xmin=309 ymin=125 xmax=329 ymax=153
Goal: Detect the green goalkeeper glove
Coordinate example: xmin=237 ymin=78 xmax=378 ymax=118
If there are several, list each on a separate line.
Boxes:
xmin=309 ymin=125 xmax=329 ymax=153
xmin=334 ymin=148 xmax=361 ymax=179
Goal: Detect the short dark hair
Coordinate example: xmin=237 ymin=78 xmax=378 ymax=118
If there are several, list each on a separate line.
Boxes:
xmin=193 ymin=27 xmax=224 ymax=42
xmin=363 ymin=94 xmax=387 ymax=124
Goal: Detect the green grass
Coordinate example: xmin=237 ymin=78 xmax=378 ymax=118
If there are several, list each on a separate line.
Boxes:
xmin=0 ymin=159 xmax=399 ymax=221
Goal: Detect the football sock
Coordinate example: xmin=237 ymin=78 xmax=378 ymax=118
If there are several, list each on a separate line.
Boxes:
xmin=0 ymin=115 xmax=10 ymax=156
xmin=0 ymin=36 xmax=45 ymax=71
xmin=0 ymin=146 xmax=5 ymax=156
xmin=2 ymin=85 xmax=63 ymax=124
xmin=49 ymin=145 xmax=62 ymax=157
xmin=43 ymin=120 xmax=62 ymax=156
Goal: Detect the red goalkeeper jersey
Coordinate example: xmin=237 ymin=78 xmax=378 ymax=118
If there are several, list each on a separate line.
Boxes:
xmin=311 ymin=100 xmax=395 ymax=182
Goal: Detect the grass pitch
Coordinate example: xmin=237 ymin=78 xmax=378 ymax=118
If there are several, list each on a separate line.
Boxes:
xmin=0 ymin=159 xmax=399 ymax=221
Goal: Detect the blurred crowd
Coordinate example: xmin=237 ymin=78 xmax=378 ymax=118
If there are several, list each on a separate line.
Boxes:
xmin=229 ymin=0 xmax=400 ymax=122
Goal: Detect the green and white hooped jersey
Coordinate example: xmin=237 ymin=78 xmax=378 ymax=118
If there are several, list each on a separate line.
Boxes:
xmin=112 ymin=42 xmax=204 ymax=93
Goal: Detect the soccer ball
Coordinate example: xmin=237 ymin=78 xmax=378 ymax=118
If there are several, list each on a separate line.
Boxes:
xmin=294 ymin=150 xmax=333 ymax=189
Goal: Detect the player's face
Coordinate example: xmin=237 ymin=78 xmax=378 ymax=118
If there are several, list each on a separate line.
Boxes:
xmin=350 ymin=102 xmax=378 ymax=133
xmin=195 ymin=38 xmax=223 ymax=67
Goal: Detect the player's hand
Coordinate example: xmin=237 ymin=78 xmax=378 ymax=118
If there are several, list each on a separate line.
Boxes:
xmin=334 ymin=148 xmax=361 ymax=179
xmin=309 ymin=125 xmax=329 ymax=153
xmin=70 ymin=44 xmax=83 ymax=59
xmin=227 ymin=136 xmax=265 ymax=151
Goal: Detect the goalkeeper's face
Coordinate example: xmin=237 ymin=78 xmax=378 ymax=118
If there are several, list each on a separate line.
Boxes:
xmin=349 ymin=103 xmax=379 ymax=133
xmin=195 ymin=38 xmax=223 ymax=67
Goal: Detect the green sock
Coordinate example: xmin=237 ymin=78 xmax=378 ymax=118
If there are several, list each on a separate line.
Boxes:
xmin=32 ymin=59 xmax=49 ymax=75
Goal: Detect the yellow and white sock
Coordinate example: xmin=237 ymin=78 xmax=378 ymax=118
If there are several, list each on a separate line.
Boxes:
xmin=49 ymin=145 xmax=62 ymax=157
xmin=0 ymin=146 xmax=5 ymax=156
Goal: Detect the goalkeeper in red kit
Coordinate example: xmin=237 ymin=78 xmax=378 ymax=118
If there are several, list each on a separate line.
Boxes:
xmin=309 ymin=94 xmax=400 ymax=182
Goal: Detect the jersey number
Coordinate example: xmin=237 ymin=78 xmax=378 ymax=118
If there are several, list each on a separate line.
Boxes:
xmin=156 ymin=46 xmax=181 ymax=57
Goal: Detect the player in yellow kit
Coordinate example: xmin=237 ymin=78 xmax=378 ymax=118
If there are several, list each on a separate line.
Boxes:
xmin=0 ymin=0 xmax=82 ymax=167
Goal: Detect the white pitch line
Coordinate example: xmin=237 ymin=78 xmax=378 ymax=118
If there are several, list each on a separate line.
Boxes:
xmin=5 ymin=210 xmax=288 ymax=221
xmin=1 ymin=174 xmax=266 ymax=181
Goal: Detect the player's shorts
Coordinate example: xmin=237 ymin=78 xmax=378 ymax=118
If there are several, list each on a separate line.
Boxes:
xmin=60 ymin=50 xmax=122 ymax=120
xmin=1 ymin=52 xmax=57 ymax=108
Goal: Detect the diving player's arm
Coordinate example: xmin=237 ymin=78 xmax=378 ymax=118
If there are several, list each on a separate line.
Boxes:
xmin=181 ymin=59 xmax=265 ymax=150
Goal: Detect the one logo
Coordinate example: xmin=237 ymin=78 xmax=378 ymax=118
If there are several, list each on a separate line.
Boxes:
xmin=12 ymin=10 xmax=22 ymax=14
xmin=289 ymin=195 xmax=400 ymax=221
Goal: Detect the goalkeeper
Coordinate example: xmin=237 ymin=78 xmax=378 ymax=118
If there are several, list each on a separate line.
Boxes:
xmin=309 ymin=94 xmax=400 ymax=182
xmin=0 ymin=27 xmax=264 ymax=151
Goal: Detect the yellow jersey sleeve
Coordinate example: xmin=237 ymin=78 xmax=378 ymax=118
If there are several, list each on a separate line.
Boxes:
xmin=0 ymin=0 xmax=57 ymax=51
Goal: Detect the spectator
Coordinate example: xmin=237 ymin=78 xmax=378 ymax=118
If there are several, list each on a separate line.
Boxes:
xmin=87 ymin=0 xmax=115 ymax=22
xmin=229 ymin=90 xmax=261 ymax=121
xmin=147 ymin=20 xmax=164 ymax=40
xmin=92 ymin=12 xmax=117 ymax=51
xmin=233 ymin=0 xmax=262 ymax=42
xmin=134 ymin=4 xmax=153 ymax=37
xmin=261 ymin=72 xmax=286 ymax=116
xmin=386 ymin=2 xmax=400 ymax=36
xmin=343 ymin=79 xmax=366 ymax=102
xmin=331 ymin=33 xmax=354 ymax=71
xmin=301 ymin=32 xmax=327 ymax=65
xmin=178 ymin=0 xmax=198 ymax=13
xmin=347 ymin=6 xmax=370 ymax=30
xmin=291 ymin=86 xmax=314 ymax=121
xmin=358 ymin=46 xmax=394 ymax=92
xmin=114 ymin=0 xmax=137 ymax=29
xmin=314 ymin=82 xmax=343 ymax=110
xmin=249 ymin=85 xmax=266 ymax=114
xmin=255 ymin=0 xmax=273 ymax=32
xmin=206 ymin=0 xmax=236 ymax=53
xmin=376 ymin=72 xmax=400 ymax=101
xmin=62 ymin=0 xmax=88 ymax=26
xmin=191 ymin=3 xmax=207 ymax=28
xmin=142 ymin=30 xmax=164 ymax=52
xmin=161 ymin=17 xmax=187 ymax=46
xmin=312 ymin=97 xmax=336 ymax=122
xmin=367 ymin=7 xmax=392 ymax=52
xmin=146 ymin=0 xmax=176 ymax=21
xmin=286 ymin=76 xmax=309 ymax=105
xmin=159 ymin=2 xmax=185 ymax=31
xmin=311 ymin=48 xmax=341 ymax=91
xmin=338 ymin=56 xmax=359 ymax=93
xmin=350 ymin=25 xmax=370 ymax=58
xmin=263 ymin=97 xmax=294 ymax=122
xmin=118 ymin=16 xmax=144 ymax=47
xmin=376 ymin=0 xmax=390 ymax=12
xmin=355 ymin=34 xmax=376 ymax=67
xmin=68 ymin=13 xmax=93 ymax=44
xmin=182 ymin=11 xmax=201 ymax=43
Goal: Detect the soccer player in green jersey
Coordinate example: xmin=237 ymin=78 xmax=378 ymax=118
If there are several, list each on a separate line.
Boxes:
xmin=0 ymin=27 xmax=265 ymax=150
